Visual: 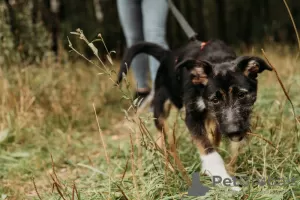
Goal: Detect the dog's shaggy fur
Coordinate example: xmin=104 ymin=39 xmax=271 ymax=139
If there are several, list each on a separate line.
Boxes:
xmin=116 ymin=39 xmax=272 ymax=190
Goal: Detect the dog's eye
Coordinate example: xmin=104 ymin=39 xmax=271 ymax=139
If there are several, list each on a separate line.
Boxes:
xmin=237 ymin=92 xmax=246 ymax=99
xmin=211 ymin=97 xmax=220 ymax=104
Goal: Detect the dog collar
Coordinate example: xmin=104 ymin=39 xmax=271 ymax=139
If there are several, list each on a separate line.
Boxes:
xmin=200 ymin=42 xmax=207 ymax=50
xmin=175 ymin=41 xmax=207 ymax=65
xmin=175 ymin=41 xmax=208 ymax=81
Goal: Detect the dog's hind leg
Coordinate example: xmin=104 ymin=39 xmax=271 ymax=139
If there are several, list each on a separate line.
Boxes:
xmin=152 ymin=86 xmax=182 ymax=173
xmin=153 ymin=86 xmax=172 ymax=149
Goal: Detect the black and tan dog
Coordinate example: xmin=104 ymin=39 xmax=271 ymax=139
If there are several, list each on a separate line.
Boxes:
xmin=116 ymin=39 xmax=272 ymax=190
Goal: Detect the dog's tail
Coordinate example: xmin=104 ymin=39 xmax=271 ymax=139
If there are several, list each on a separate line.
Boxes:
xmin=116 ymin=42 xmax=170 ymax=85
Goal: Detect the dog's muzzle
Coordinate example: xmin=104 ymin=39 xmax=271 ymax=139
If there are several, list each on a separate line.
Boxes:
xmin=227 ymin=131 xmax=245 ymax=141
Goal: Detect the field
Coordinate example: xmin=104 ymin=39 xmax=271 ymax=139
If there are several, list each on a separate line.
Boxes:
xmin=0 ymin=43 xmax=300 ymax=200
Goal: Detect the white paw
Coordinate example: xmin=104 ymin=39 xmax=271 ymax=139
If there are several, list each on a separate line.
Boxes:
xmin=231 ymin=186 xmax=242 ymax=191
xmin=200 ymin=152 xmax=241 ymax=192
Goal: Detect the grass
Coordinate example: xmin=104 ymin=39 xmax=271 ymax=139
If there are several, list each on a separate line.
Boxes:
xmin=0 ymin=42 xmax=300 ymax=200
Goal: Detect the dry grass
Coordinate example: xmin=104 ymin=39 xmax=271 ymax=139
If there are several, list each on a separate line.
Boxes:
xmin=0 ymin=43 xmax=300 ymax=199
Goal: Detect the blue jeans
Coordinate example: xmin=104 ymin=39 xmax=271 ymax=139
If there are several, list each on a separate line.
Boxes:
xmin=117 ymin=0 xmax=169 ymax=90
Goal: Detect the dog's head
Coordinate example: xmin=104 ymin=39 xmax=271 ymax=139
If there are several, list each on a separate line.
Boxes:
xmin=176 ymin=56 xmax=272 ymax=141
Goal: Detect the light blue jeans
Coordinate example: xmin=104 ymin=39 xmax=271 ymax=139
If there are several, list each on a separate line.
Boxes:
xmin=117 ymin=0 xmax=169 ymax=90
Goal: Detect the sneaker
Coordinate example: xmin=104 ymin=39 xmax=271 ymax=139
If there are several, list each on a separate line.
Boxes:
xmin=134 ymin=90 xmax=150 ymax=107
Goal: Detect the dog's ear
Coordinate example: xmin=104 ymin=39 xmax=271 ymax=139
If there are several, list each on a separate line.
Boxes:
xmin=235 ymin=56 xmax=273 ymax=79
xmin=175 ymin=59 xmax=212 ymax=85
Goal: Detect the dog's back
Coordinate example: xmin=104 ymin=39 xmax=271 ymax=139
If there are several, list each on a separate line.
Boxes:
xmin=175 ymin=39 xmax=237 ymax=64
xmin=198 ymin=40 xmax=236 ymax=63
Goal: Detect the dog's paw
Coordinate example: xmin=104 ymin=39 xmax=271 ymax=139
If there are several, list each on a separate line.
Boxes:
xmin=200 ymin=152 xmax=241 ymax=192
xmin=226 ymin=163 xmax=236 ymax=176
xmin=200 ymin=151 xmax=230 ymax=178
xmin=231 ymin=186 xmax=242 ymax=192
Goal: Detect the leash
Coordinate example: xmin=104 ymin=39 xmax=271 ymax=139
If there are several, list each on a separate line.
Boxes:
xmin=167 ymin=0 xmax=198 ymax=41
xmin=167 ymin=0 xmax=208 ymax=68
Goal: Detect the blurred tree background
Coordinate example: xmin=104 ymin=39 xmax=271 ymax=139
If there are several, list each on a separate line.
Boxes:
xmin=0 ymin=0 xmax=299 ymax=66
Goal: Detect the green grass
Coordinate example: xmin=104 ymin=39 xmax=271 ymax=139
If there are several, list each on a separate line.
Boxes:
xmin=0 ymin=45 xmax=300 ymax=200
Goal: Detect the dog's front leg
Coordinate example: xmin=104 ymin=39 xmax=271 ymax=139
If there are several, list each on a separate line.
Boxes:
xmin=226 ymin=137 xmax=248 ymax=174
xmin=186 ymin=115 xmax=241 ymax=191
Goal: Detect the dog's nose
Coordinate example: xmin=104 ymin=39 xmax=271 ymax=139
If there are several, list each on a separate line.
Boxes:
xmin=226 ymin=130 xmax=244 ymax=141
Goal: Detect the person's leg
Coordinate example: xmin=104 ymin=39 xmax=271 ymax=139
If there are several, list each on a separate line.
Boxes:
xmin=117 ymin=0 xmax=150 ymax=91
xmin=142 ymin=0 xmax=169 ymax=87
